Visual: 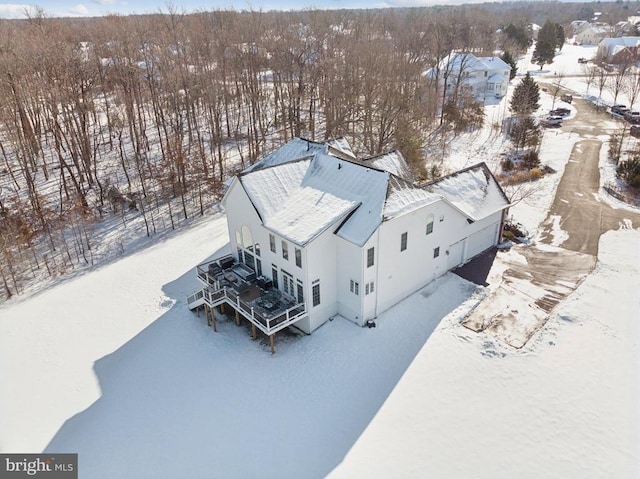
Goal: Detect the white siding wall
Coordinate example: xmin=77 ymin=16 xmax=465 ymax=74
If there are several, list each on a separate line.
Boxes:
xmin=224 ymin=181 xmax=265 ymax=263
xmin=372 ymin=202 xmax=505 ymax=318
xmin=336 ymin=236 xmax=365 ymax=325
xmin=303 ymin=227 xmax=340 ymax=333
xmin=375 ymin=201 xmax=451 ymax=314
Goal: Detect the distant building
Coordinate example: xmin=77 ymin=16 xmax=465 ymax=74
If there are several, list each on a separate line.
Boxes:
xmin=575 ymin=22 xmax=612 ymax=45
xmin=597 ymin=36 xmax=640 ymax=62
xmin=424 ymin=52 xmax=512 ymax=99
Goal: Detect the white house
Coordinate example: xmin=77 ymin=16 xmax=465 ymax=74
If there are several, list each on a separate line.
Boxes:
xmin=424 ymin=52 xmax=512 ymax=99
xmin=187 ymin=138 xmax=510 ymax=349
xmin=575 ymin=22 xmax=612 ymax=45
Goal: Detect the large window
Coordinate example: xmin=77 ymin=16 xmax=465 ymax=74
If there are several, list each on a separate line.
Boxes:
xmin=269 ymin=234 xmax=276 ymax=253
xmin=312 ymin=282 xmax=321 ymax=307
xmin=367 ymin=247 xmax=374 ymax=268
xmin=401 ymin=232 xmax=408 ymax=251
xmin=296 ymin=281 xmax=304 ymax=303
xmin=271 ymin=266 xmax=278 ymax=289
xmin=350 ymin=279 xmax=360 ymax=295
xmin=282 ymin=270 xmax=294 ymax=296
xmin=295 ymin=248 xmax=302 ymax=268
xmin=282 ymin=240 xmax=289 ymax=260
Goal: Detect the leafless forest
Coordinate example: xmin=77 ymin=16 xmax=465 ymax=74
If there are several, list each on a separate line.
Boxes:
xmin=0 ymin=3 xmax=630 ymax=299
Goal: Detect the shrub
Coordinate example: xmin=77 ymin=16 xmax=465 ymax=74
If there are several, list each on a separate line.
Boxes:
xmin=502 ymin=158 xmax=514 ymax=172
xmin=502 ymin=167 xmax=544 ymax=185
xmin=616 ymin=157 xmax=640 ymax=185
xmin=522 ymin=150 xmax=540 ymax=169
xmin=502 ymin=230 xmax=515 ymax=241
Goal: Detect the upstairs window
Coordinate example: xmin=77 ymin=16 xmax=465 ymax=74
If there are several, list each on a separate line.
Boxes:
xmin=426 ymin=215 xmax=434 ymax=235
xmin=312 ymin=282 xmax=321 ymax=307
xmin=269 ymin=234 xmax=276 ymax=253
xmin=350 ymin=280 xmax=360 ymax=296
xmin=295 ymin=248 xmax=302 ymax=268
xmin=367 ymin=247 xmax=375 ymax=267
xmin=282 ymin=241 xmax=288 ymax=260
xmin=400 ymin=232 xmax=408 ymax=252
xmin=433 ymin=247 xmax=440 ymax=258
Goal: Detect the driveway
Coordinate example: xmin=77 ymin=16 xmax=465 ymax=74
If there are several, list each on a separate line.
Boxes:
xmin=460 ymin=93 xmax=640 ymax=348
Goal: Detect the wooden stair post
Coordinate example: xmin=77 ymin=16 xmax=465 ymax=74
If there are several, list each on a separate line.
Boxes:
xmin=270 ymin=333 xmax=275 ymax=354
xmin=251 ymin=323 xmax=257 ymax=340
xmin=235 ymin=309 xmax=241 ymax=326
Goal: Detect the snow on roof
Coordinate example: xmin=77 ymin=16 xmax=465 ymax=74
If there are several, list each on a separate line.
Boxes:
xmin=488 ymin=72 xmax=507 ymax=83
xmin=239 ymin=147 xmax=389 ymax=246
xmin=245 ymin=138 xmax=326 ymax=173
xmin=238 ymin=140 xmax=508 ymax=247
xmin=383 ymin=176 xmax=439 ymax=220
xmin=326 ymin=137 xmax=357 ymax=160
xmin=426 ymin=163 xmax=510 ymax=221
xmin=424 ymin=52 xmax=511 ymax=78
xmin=364 ymin=150 xmax=415 ymax=182
xmin=477 ymin=56 xmax=511 ymax=71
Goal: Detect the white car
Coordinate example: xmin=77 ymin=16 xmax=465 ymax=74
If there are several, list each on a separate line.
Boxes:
xmin=545 ymin=115 xmax=563 ymax=126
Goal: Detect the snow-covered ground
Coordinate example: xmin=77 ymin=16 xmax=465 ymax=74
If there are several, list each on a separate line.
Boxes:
xmin=1 ymin=40 xmax=638 ymax=479
xmin=329 ymin=227 xmax=640 ymax=479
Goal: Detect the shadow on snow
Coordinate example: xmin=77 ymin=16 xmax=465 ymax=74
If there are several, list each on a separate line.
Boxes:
xmin=45 ymin=246 xmax=476 ymax=479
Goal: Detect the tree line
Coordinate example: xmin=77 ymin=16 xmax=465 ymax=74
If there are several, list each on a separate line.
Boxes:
xmin=0 ymin=3 xmax=631 ymax=299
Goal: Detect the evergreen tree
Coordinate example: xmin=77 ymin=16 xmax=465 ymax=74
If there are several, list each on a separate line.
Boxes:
xmin=555 ymin=24 xmax=565 ymax=51
xmin=500 ymin=51 xmax=518 ymax=80
xmin=532 ymin=40 xmax=555 ymax=69
xmin=510 ymin=73 xmax=540 ymax=115
xmin=504 ymin=23 xmax=531 ymax=51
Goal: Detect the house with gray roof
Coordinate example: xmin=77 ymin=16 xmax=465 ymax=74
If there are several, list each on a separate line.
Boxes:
xmin=424 ymin=52 xmax=512 ymax=99
xmin=187 ymin=138 xmax=510 ymax=350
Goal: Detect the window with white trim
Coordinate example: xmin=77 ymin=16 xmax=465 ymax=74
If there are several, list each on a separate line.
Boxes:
xmin=401 ymin=232 xmax=408 ymax=251
xmin=295 ymin=248 xmax=302 ymax=268
xmin=426 ymin=215 xmax=434 ymax=235
xmin=312 ymin=281 xmax=321 ymax=307
xmin=365 ymin=281 xmax=375 ymax=295
xmin=269 ymin=234 xmax=276 ymax=253
xmin=367 ymin=247 xmax=374 ymax=267
xmin=434 ymin=247 xmax=440 ymax=258
xmin=282 ymin=240 xmax=288 ymax=260
xmin=350 ymin=279 xmax=360 ymax=295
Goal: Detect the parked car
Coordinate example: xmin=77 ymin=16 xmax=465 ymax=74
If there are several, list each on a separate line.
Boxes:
xmin=625 ymin=111 xmax=640 ymax=124
xmin=611 ymin=105 xmax=630 ymax=118
xmin=550 ymin=108 xmax=571 ymax=117
xmin=561 ymin=94 xmax=573 ymax=103
xmin=630 ymin=125 xmax=640 ymax=138
xmin=545 ymin=115 xmax=563 ymax=126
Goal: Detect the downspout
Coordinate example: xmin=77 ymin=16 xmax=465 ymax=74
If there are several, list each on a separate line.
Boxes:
xmin=373 ymin=228 xmax=381 ymax=321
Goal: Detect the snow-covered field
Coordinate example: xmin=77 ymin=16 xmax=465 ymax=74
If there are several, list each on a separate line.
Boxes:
xmin=330 ymin=227 xmax=640 ymax=479
xmin=1 ymin=40 xmax=639 ymax=479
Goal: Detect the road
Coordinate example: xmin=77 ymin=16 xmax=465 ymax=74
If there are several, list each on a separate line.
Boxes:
xmin=539 ymin=95 xmax=640 ymax=255
xmin=461 ymin=92 xmax=640 ymax=348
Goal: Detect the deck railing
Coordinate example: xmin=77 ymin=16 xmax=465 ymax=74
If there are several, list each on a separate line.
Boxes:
xmin=199 ymin=285 xmax=306 ymax=335
xmin=190 ymin=254 xmax=307 ymax=334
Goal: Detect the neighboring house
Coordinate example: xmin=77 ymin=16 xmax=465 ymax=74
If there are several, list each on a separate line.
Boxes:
xmin=598 ymin=36 xmax=640 ymax=62
xmin=424 ymin=52 xmax=512 ymax=99
xmin=187 ymin=137 xmax=510 ymax=349
xmin=610 ymin=45 xmax=640 ymax=65
xmin=575 ymin=22 xmax=612 ymax=45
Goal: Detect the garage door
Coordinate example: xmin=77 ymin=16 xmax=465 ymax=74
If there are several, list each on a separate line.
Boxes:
xmin=466 ymin=223 xmax=499 ymax=260
xmin=447 ymin=238 xmax=466 ymax=269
